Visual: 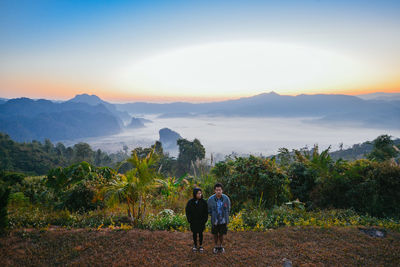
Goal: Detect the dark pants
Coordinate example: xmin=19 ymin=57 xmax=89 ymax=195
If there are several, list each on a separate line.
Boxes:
xmin=211 ymin=224 xmax=227 ymax=235
xmin=192 ymin=231 xmax=203 ymax=247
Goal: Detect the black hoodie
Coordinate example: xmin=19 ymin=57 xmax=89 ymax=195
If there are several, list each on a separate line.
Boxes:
xmin=185 ymin=188 xmax=208 ymax=232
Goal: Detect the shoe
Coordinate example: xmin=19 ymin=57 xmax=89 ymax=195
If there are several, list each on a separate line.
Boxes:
xmin=220 ymin=247 xmax=225 ymax=253
xmin=192 ymin=246 xmax=198 ymax=252
xmin=213 ymin=247 xmax=219 ymax=254
xmin=198 ymin=246 xmax=204 ymax=253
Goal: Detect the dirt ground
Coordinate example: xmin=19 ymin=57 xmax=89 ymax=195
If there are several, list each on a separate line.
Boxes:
xmin=1 ymin=227 xmax=399 ymax=266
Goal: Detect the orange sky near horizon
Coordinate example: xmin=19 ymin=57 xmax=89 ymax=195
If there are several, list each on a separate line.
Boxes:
xmin=1 ymin=71 xmax=400 ymax=103
xmin=1 ymin=77 xmax=399 ymax=103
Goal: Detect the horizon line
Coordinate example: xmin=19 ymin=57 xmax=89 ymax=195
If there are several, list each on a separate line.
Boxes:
xmin=1 ymin=89 xmax=400 ymax=104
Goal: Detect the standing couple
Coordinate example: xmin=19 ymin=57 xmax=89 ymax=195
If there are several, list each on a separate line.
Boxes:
xmin=185 ymin=183 xmax=231 ymax=254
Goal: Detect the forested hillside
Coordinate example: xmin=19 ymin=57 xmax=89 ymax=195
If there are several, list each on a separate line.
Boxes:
xmin=0 ymin=133 xmax=127 ymax=175
xmin=0 ymin=98 xmax=121 ymax=142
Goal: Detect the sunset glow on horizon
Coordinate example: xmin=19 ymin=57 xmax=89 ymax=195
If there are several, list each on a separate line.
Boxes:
xmin=1 ymin=0 xmax=400 ymax=102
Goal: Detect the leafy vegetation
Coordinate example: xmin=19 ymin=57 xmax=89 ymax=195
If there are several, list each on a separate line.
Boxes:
xmin=46 ymin=162 xmax=117 ymax=211
xmin=230 ymin=205 xmax=400 ymax=232
xmin=101 ymin=150 xmax=159 ymax=225
xmin=0 ymin=132 xmax=128 ymax=175
xmin=212 ymin=155 xmax=290 ymax=212
xmin=0 ymin=133 xmax=399 ymax=236
xmin=330 ymin=135 xmax=400 ymax=161
xmin=367 ymin=134 xmax=400 ymax=162
xmin=176 ymin=138 xmax=206 ymax=176
xmin=0 ymin=183 xmax=10 ymax=235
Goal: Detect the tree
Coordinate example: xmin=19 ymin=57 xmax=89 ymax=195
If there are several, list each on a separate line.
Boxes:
xmin=46 ymin=162 xmax=114 ymax=211
xmin=0 ymin=132 xmax=130 ymax=175
xmin=101 ymin=150 xmax=159 ymax=225
xmin=288 ymin=161 xmax=317 ymax=204
xmin=367 ymin=135 xmax=399 ymax=162
xmin=277 ymin=147 xmax=292 ymax=169
xmin=132 ymin=141 xmax=163 ymax=160
xmin=94 ymin=149 xmax=110 ymax=166
xmin=55 ymin=142 xmax=66 ymax=157
xmin=119 ymin=142 xmax=164 ymax=174
xmin=44 ymin=139 xmax=54 ymax=154
xmin=65 ymin=147 xmax=74 ymax=161
xmin=73 ymin=143 xmax=94 ymax=163
xmin=177 ymin=138 xmax=205 ymax=176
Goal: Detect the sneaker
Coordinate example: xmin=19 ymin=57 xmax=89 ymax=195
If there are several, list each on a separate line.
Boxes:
xmin=192 ymin=246 xmax=198 ymax=252
xmin=220 ymin=247 xmax=225 ymax=253
xmin=213 ymin=247 xmax=219 ymax=254
xmin=198 ymin=246 xmax=204 ymax=253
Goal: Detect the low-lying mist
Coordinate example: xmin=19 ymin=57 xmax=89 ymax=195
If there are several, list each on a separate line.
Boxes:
xmin=62 ymin=115 xmax=400 ymax=158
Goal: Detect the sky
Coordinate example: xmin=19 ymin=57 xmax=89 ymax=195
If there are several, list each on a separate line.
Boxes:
xmin=1 ymin=0 xmax=400 ymax=102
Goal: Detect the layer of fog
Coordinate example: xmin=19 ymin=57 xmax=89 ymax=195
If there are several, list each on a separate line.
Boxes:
xmin=63 ymin=115 xmax=400 ymax=159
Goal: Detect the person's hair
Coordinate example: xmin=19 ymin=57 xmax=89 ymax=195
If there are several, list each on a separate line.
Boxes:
xmin=193 ymin=188 xmax=202 ymax=199
xmin=214 ymin=183 xmax=223 ymax=190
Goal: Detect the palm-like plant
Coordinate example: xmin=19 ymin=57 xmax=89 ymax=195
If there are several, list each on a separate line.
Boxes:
xmin=157 ymin=175 xmax=188 ymax=196
xmin=293 ymin=144 xmax=334 ymax=183
xmin=156 ymin=175 xmax=191 ymax=210
xmin=101 ymin=150 xmax=158 ymax=225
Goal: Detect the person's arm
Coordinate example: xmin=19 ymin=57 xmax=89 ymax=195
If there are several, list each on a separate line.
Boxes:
xmin=202 ymin=201 xmax=209 ymax=224
xmin=227 ymin=195 xmax=231 ymax=214
xmin=225 ymin=196 xmax=231 ymax=225
xmin=185 ymin=201 xmax=192 ymax=224
xmin=207 ymin=197 xmax=212 ymax=215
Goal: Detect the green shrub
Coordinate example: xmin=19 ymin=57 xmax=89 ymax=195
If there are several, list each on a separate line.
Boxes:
xmin=9 ymin=192 xmax=30 ymax=206
xmin=46 ymin=162 xmax=115 ymax=212
xmin=309 ymin=160 xmax=400 ymax=218
xmin=253 ymin=206 xmax=400 ymax=231
xmin=18 ymin=176 xmax=53 ymax=205
xmin=0 ymin=171 xmax=26 ymax=186
xmin=213 ymin=156 xmax=290 ymax=212
xmin=7 ymin=204 xmax=129 ymax=229
xmin=0 ymin=184 xmax=10 ymax=234
xmin=288 ymin=162 xmax=317 ymax=205
xmin=366 ymin=162 xmax=400 ymax=218
xmin=62 ymin=180 xmax=103 ymax=212
xmin=140 ymin=209 xmax=189 ymax=231
xmin=242 ymin=208 xmax=266 ymax=228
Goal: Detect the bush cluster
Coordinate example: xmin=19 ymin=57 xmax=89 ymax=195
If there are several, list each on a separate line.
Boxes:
xmin=7 ymin=204 xmax=400 ymax=232
xmin=229 ymin=206 xmax=400 ymax=232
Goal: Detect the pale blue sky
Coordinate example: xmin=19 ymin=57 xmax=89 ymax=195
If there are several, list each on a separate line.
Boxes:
xmin=1 ymin=0 xmax=399 ymax=101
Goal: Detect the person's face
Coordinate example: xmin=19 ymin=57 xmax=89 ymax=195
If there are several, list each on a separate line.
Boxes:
xmin=215 ymin=186 xmax=223 ymax=197
xmin=196 ymin=191 xmax=202 ymax=199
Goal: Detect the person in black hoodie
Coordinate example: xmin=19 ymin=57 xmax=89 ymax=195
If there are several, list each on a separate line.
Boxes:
xmin=185 ymin=188 xmax=208 ymax=252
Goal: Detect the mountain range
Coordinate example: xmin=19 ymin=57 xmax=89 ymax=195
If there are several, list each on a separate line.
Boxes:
xmin=0 ymin=92 xmax=399 ymax=142
xmin=0 ymin=97 xmax=121 ymax=142
xmin=67 ymin=94 xmax=131 ymax=126
xmin=116 ymin=92 xmax=400 ymax=128
xmin=356 ymin=92 xmax=400 ymax=101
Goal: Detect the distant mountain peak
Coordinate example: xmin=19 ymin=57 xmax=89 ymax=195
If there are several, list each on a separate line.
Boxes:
xmin=68 ymin=93 xmax=105 ymax=105
xmin=71 ymin=93 xmax=102 ymax=100
xmin=247 ymin=91 xmax=282 ymax=100
xmin=159 ymin=128 xmax=182 ymax=150
xmin=255 ymin=91 xmax=280 ymax=97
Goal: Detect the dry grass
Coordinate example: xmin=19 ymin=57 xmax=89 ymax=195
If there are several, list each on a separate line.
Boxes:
xmin=1 ymin=227 xmax=399 ymax=266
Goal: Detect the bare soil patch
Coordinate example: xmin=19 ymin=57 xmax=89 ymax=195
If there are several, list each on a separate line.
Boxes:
xmin=1 ymin=227 xmax=399 ymax=266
